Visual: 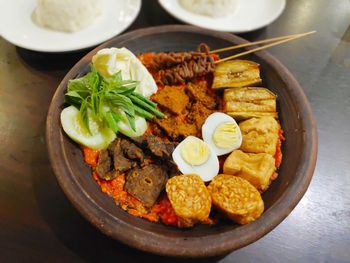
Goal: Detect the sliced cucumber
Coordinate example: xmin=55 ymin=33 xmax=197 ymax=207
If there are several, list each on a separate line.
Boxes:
xmin=117 ymin=114 xmax=148 ymax=137
xmin=60 ymin=106 xmax=116 ymax=150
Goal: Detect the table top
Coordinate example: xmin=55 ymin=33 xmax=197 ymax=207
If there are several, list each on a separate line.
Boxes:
xmin=0 ymin=0 xmax=349 ymax=262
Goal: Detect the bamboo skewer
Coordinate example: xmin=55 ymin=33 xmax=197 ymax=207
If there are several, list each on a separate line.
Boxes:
xmin=214 ymin=31 xmax=316 ymax=64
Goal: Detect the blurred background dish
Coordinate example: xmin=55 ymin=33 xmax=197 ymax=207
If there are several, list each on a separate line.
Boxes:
xmin=0 ymin=0 xmax=141 ymax=52
xmin=158 ymin=0 xmax=286 ymax=33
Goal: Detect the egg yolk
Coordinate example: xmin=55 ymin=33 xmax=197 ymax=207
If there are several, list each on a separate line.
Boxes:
xmin=213 ymin=122 xmax=239 ymax=148
xmin=181 ymin=137 xmax=210 ymax=166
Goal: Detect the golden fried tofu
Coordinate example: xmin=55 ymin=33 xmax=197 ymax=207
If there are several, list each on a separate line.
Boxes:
xmin=223 ymin=150 xmax=275 ymax=191
xmin=223 ymin=87 xmax=277 ymax=120
xmin=212 ymin=60 xmax=261 ymax=89
xmin=239 ymin=117 xmax=279 ymax=155
xmin=166 ymin=174 xmax=211 ymax=227
xmin=207 ymin=174 xmax=264 ymax=224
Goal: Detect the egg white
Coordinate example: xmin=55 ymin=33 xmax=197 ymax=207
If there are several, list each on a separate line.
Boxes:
xmin=172 ymin=136 xmax=219 ymax=182
xmin=202 ymin=112 xmax=242 ymax=156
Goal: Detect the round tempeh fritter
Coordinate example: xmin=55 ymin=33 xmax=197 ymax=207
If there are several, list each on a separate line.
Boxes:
xmin=207 ymin=174 xmax=264 ymax=224
xmin=166 ymin=174 xmax=211 ymax=227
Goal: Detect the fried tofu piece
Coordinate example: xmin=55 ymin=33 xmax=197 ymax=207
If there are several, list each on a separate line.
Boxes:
xmin=223 ymin=150 xmax=275 ymax=191
xmin=239 ymin=117 xmax=279 ymax=155
xmin=212 ymin=60 xmax=262 ymax=89
xmin=152 ymin=85 xmax=189 ymax=115
xmin=208 ymin=174 xmax=264 ymax=224
xmin=166 ymin=174 xmax=211 ymax=227
xmin=223 ymin=87 xmax=277 ymax=120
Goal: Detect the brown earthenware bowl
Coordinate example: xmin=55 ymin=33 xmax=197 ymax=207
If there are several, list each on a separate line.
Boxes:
xmin=46 ymin=25 xmax=317 ymax=257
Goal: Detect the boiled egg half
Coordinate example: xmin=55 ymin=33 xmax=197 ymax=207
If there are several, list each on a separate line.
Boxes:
xmin=172 ymin=136 xmax=219 ymax=182
xmin=202 ymin=112 xmax=242 ymax=156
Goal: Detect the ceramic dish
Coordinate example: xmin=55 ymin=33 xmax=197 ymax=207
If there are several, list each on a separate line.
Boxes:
xmin=46 ymin=25 xmax=317 ymax=257
xmin=158 ymin=0 xmax=286 ymax=33
xmin=0 ymin=0 xmax=141 ymax=52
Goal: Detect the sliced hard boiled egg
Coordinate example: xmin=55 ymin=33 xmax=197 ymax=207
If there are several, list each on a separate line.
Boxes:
xmin=172 ymin=136 xmax=219 ymax=182
xmin=61 ymin=106 xmax=116 ymax=150
xmin=202 ymin=112 xmax=242 ymax=156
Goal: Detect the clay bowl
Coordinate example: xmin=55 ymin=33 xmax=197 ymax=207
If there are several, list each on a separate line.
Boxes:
xmin=46 ymin=25 xmax=317 ymax=257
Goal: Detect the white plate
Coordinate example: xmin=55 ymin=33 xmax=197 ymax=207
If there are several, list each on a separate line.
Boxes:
xmin=158 ymin=0 xmax=286 ymax=33
xmin=0 ymin=0 xmax=141 ymax=52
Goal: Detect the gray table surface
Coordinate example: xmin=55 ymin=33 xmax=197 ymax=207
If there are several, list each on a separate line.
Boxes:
xmin=0 ymin=0 xmax=349 ymax=262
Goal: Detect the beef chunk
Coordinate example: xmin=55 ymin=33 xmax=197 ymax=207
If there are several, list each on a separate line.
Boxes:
xmin=125 ymin=164 xmax=168 ymax=207
xmin=130 ymin=134 xmax=177 ymax=159
xmin=187 ymin=101 xmax=214 ymax=131
xmin=111 ymin=139 xmax=137 ymax=172
xmin=186 ymin=82 xmax=217 ymax=109
xmin=146 ymin=134 xmax=177 ymax=159
xmin=151 ymin=86 xmax=189 ymax=115
xmin=120 ymin=139 xmax=144 ymax=162
xmin=96 ymin=150 xmax=118 ymax=180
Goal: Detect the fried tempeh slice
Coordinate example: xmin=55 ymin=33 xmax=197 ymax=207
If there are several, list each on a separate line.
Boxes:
xmin=166 ymin=174 xmax=211 ymax=227
xmin=223 ymin=87 xmax=277 ymax=120
xmin=223 ymin=150 xmax=275 ymax=191
xmin=207 ymin=174 xmax=264 ymax=224
xmin=212 ymin=60 xmax=261 ymax=89
xmin=239 ymin=117 xmax=279 ymax=155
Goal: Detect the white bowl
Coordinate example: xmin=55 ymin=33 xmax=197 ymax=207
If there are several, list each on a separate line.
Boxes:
xmin=159 ymin=0 xmax=286 ymax=33
xmin=0 ymin=0 xmax=141 ymax=52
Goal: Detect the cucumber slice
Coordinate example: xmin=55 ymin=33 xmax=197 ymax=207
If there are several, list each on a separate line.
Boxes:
xmin=117 ymin=115 xmax=147 ymax=137
xmin=60 ymin=106 xmax=116 ymax=150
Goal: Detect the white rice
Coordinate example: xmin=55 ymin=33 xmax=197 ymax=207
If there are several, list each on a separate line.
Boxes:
xmin=178 ymin=0 xmax=237 ymax=18
xmin=32 ymin=0 xmax=102 ymax=33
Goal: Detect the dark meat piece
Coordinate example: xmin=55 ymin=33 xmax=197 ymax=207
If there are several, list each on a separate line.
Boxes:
xmin=166 ymin=160 xmax=181 ymax=178
xmin=120 ymin=139 xmax=144 ymax=162
xmin=186 ymin=82 xmax=217 ymax=109
xmin=158 ymin=56 xmax=215 ymax=86
xmin=96 ymin=150 xmax=116 ymax=180
xmin=187 ymin=102 xmax=215 ymax=131
xmin=151 ymin=85 xmax=189 ymax=115
xmin=125 ymin=164 xmax=168 ymax=207
xmin=130 ymin=134 xmax=177 ymax=160
xmin=146 ymin=134 xmax=177 ymax=159
xmin=155 ymin=115 xmax=197 ymax=140
xmin=109 ymin=139 xmax=137 ymax=173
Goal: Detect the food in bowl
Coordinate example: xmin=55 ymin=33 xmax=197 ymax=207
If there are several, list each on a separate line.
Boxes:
xmin=178 ymin=0 xmax=238 ymax=18
xmin=32 ymin=0 xmax=102 ymax=32
xmin=60 ymin=44 xmax=285 ymax=228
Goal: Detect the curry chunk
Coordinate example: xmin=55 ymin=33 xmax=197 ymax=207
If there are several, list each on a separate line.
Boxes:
xmin=155 ymin=114 xmax=197 ymax=139
xmin=151 ymin=85 xmax=189 ymax=115
xmin=186 ymin=82 xmax=217 ymax=109
xmin=207 ymin=174 xmax=264 ymax=224
xmin=187 ymin=102 xmax=215 ymax=131
xmin=223 ymin=150 xmax=275 ymax=191
xmin=166 ymin=174 xmax=211 ymax=227
xmin=239 ymin=117 xmax=279 ymax=155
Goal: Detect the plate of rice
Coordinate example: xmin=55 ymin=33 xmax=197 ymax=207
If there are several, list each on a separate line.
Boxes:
xmin=0 ymin=0 xmax=141 ymax=52
xmin=158 ymin=0 xmax=286 ymax=33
